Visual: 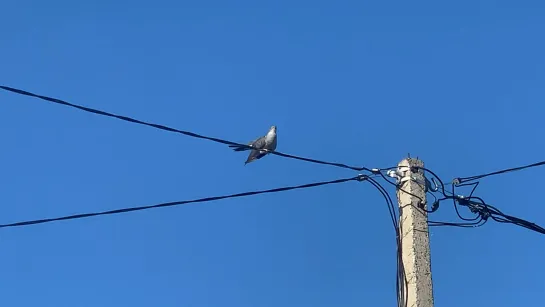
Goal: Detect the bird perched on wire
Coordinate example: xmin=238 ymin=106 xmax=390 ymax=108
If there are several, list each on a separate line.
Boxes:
xmin=229 ymin=125 xmax=277 ymax=165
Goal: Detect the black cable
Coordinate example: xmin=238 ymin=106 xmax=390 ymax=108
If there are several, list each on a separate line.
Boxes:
xmin=428 ymin=218 xmax=486 ymax=228
xmin=462 ymin=198 xmax=545 ymax=235
xmin=429 ymin=193 xmax=545 ymax=235
xmin=375 ymin=163 xmax=544 ymax=306
xmin=455 ymin=159 xmax=545 ymax=184
xmin=412 ymin=166 xmax=448 ymax=197
xmin=0 ymin=175 xmax=368 ymax=229
xmin=451 ymin=184 xmax=480 ymax=222
xmin=365 ymin=176 xmax=406 ymax=307
xmin=378 ymin=169 xmax=428 ymax=213
xmin=367 ymin=177 xmax=398 ymax=230
xmin=0 ymin=85 xmax=371 ymax=172
xmin=456 ymin=182 xmax=479 ymax=198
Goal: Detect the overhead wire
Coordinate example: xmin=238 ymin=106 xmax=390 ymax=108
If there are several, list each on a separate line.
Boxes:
xmin=365 ymin=176 xmax=407 ymax=307
xmin=454 ymin=159 xmax=545 ymax=184
xmin=378 ymin=169 xmax=425 ymax=204
xmin=428 ymin=219 xmax=486 ymax=228
xmin=458 ymin=197 xmax=545 ymax=235
xmin=0 ymin=84 xmax=414 ymax=302
xmin=379 ymin=165 xmax=544 ymax=236
xmin=450 ymin=184 xmax=481 ymax=222
xmin=3 ymin=84 xmax=544 ymax=307
xmin=422 ymin=174 xmax=545 ymax=234
xmin=0 ymin=85 xmax=372 ymax=172
xmin=398 ymin=166 xmax=532 ymax=232
xmin=0 ymin=175 xmax=371 ymax=229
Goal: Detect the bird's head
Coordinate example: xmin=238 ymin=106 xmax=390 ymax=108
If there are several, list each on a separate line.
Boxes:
xmin=270 ymin=125 xmax=277 ymax=133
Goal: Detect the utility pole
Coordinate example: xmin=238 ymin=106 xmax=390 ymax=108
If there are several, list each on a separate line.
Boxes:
xmin=396 ymin=158 xmax=434 ymax=307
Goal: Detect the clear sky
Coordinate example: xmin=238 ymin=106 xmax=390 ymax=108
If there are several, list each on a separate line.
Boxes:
xmin=1 ymin=0 xmax=544 ymax=306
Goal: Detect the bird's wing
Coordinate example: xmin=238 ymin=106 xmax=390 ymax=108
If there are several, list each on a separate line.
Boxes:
xmin=245 ymin=148 xmax=267 ymax=164
xmin=243 ymin=136 xmax=272 ymax=164
xmin=249 ymin=136 xmax=267 ymax=149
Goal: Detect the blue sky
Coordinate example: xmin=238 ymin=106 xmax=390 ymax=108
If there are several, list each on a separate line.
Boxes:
xmin=1 ymin=0 xmax=544 ymax=306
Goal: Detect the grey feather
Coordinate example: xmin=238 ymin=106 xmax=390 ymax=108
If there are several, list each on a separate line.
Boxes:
xmin=231 ymin=126 xmax=277 ymax=165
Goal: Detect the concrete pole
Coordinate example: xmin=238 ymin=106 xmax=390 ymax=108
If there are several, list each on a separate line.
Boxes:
xmin=397 ymin=158 xmax=434 ymax=307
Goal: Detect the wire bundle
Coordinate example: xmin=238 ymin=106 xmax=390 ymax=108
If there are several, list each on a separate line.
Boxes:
xmin=365 ymin=176 xmax=408 ymax=307
xmin=409 ymin=164 xmax=545 ymax=235
xmin=429 ymin=195 xmax=545 ymax=234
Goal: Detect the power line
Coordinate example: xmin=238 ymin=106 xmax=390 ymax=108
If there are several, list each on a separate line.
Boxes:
xmin=381 ymin=164 xmax=545 ymax=239
xmin=0 ymin=85 xmax=371 ymax=172
xmin=454 ymin=159 xmax=545 ymax=184
xmin=385 ymin=164 xmax=545 ymax=235
xmin=422 ymin=180 xmax=545 ymax=235
xmin=365 ymin=176 xmax=407 ymax=307
xmin=3 ymin=85 xmax=542 ymax=305
xmin=460 ymin=197 xmax=545 ymax=235
xmin=428 ymin=218 xmax=486 ymax=228
xmin=0 ymin=175 xmax=369 ymax=229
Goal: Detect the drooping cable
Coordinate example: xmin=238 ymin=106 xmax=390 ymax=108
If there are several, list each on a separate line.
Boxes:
xmin=455 ymin=160 xmax=545 ymax=184
xmin=365 ymin=176 xmax=407 ymax=307
xmin=0 ymin=175 xmax=368 ymax=229
xmin=0 ymin=85 xmax=371 ymax=172
xmin=459 ymin=197 xmax=545 ymax=235
xmin=425 ymin=185 xmax=545 ymax=235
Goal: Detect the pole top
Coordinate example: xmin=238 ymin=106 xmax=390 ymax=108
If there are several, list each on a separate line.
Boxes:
xmin=399 ymin=157 xmax=424 ymax=168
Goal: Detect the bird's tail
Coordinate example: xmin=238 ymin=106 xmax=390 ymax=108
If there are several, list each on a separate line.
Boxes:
xmin=229 ymin=144 xmax=250 ymax=151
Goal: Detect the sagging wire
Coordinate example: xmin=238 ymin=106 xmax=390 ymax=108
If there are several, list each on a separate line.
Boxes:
xmin=0 ymin=175 xmax=369 ymax=229
xmin=0 ymin=85 xmax=372 ymax=173
xmin=454 ymin=159 xmax=545 ymax=184
xmin=402 ymin=166 xmax=545 ymax=235
xmin=365 ymin=176 xmax=407 ymax=307
xmin=456 ymin=196 xmax=545 ymax=235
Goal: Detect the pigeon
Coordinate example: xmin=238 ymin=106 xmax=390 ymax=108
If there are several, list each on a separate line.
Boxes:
xmin=229 ymin=126 xmax=277 ymax=165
